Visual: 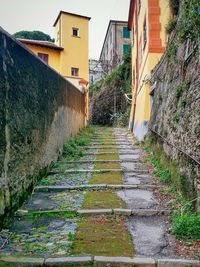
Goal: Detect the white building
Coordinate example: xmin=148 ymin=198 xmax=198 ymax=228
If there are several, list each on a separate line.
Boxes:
xmin=99 ymin=20 xmax=131 ymax=73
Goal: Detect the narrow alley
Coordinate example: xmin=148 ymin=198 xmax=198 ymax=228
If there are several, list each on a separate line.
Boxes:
xmin=0 ymin=127 xmax=198 ymax=266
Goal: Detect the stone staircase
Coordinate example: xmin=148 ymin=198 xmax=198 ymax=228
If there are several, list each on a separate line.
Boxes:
xmin=0 ymin=127 xmax=199 ymax=266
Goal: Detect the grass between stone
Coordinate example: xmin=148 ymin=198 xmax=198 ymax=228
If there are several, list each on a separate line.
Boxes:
xmin=72 ymin=215 xmax=134 ymax=256
xmin=95 ymin=154 xmax=119 ymax=161
xmin=89 ymin=171 xmax=123 ymax=185
xmin=82 ymin=191 xmax=125 ymax=209
xmin=94 ymin=160 xmax=121 ymax=170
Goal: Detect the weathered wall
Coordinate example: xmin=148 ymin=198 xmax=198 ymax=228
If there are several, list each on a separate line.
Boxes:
xmin=0 ymin=28 xmax=85 ymax=224
xmin=148 ymin=35 xmax=200 ymax=208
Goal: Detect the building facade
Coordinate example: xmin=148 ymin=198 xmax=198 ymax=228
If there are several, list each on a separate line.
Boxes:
xmin=19 ymin=11 xmax=90 ymax=85
xmin=128 ymin=0 xmax=170 ymax=140
xmin=89 ymin=59 xmax=104 ymax=83
xmin=99 ymin=20 xmax=131 ymax=74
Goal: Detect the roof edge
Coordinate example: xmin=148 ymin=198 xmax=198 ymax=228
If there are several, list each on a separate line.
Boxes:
xmin=17 ymin=38 xmax=64 ymax=51
xmin=53 ymin=11 xmax=91 ymax=27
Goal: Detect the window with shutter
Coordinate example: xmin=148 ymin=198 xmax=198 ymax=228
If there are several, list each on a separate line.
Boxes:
xmin=123 ymin=27 xmax=130 ymax=39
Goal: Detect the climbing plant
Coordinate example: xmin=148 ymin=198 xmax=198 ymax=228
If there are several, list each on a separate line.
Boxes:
xmin=90 ymin=51 xmax=132 ymax=126
xmin=178 ymin=0 xmax=200 ymax=41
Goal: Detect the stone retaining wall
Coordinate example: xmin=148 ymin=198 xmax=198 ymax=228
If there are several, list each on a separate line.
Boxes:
xmin=148 ymin=35 xmax=200 ymax=209
xmin=0 ymin=28 xmax=86 ymax=225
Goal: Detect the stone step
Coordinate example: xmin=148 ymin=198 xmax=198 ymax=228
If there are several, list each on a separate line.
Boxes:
xmin=16 ymin=208 xmax=171 ymax=217
xmin=91 ymin=138 xmax=134 ymax=141
xmin=34 ymin=184 xmax=158 ymax=192
xmin=85 ymin=148 xmax=135 ymax=151
xmin=84 ymin=152 xmax=140 ymax=155
xmin=49 ymin=169 xmax=149 ymax=175
xmin=0 ymin=255 xmax=198 ymax=267
xmin=60 ymin=159 xmax=140 ymax=164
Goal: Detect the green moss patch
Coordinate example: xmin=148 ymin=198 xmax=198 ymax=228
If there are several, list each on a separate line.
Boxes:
xmin=96 ymin=154 xmax=119 ymax=161
xmin=82 ymin=191 xmax=125 ymax=209
xmin=0 ymin=215 xmax=77 ymax=257
xmin=89 ymin=171 xmax=123 ymax=185
xmin=94 ymin=161 xmax=121 ymax=170
xmin=72 ymin=215 xmax=134 ymax=256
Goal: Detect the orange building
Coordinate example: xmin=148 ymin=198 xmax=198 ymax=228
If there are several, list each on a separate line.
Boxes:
xmin=128 ymin=0 xmax=170 ymax=140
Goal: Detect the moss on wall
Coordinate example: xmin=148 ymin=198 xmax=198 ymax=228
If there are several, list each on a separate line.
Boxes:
xmin=0 ymin=28 xmax=86 ymax=227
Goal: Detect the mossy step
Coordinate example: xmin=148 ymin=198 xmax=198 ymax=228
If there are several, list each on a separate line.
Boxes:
xmin=72 ymin=215 xmax=134 ymax=257
xmin=0 ymin=255 xmax=198 ymax=267
xmin=61 ymin=160 xmax=139 ymax=164
xmin=16 ymin=208 xmax=171 ymax=217
xmin=85 ymin=146 xmax=134 ymax=149
xmin=84 ymin=152 xmax=139 ymax=155
xmin=34 ymin=184 xmax=158 ymax=193
xmin=49 ymin=169 xmax=149 ymax=176
xmin=91 ymin=140 xmax=135 ymax=143
xmin=92 ymin=143 xmax=132 ymax=145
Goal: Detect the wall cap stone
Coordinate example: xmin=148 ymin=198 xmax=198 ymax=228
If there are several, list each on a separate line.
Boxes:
xmin=157 ymin=259 xmax=200 ymax=267
xmin=45 ymin=256 xmax=93 ymax=266
xmin=94 ymin=256 xmax=156 ymax=266
xmin=0 ymin=255 xmax=44 ymax=265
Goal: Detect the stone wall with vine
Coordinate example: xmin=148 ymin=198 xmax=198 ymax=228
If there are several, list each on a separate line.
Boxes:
xmin=148 ymin=0 xmax=200 ymax=208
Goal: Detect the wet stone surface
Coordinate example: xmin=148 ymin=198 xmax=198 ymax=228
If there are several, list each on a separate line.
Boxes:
xmin=1 ymin=216 xmax=76 ymax=256
xmin=119 ymin=154 xmax=140 ymax=160
xmin=121 ymin=162 xmax=149 ymax=172
xmin=117 ymin=189 xmax=158 ymax=209
xmin=22 ymin=191 xmax=83 ymax=211
xmin=123 ymin=172 xmax=155 ymax=185
xmin=39 ymin=172 xmax=93 ymax=187
xmin=128 ymin=216 xmax=174 ymax=258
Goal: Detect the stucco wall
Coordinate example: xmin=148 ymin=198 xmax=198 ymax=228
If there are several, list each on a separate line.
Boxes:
xmin=0 ymin=28 xmax=85 ymax=224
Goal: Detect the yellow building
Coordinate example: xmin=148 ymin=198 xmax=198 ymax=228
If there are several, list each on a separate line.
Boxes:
xmin=128 ymin=0 xmax=170 ymax=140
xmin=19 ymin=11 xmax=90 ymax=85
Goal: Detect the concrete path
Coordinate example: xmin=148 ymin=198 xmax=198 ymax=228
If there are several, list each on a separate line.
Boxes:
xmin=0 ymin=127 xmax=199 ymax=266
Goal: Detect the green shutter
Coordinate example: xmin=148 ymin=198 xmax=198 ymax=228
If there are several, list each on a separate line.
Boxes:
xmin=123 ymin=44 xmax=130 ymax=55
xmin=123 ymin=27 xmax=130 ymax=38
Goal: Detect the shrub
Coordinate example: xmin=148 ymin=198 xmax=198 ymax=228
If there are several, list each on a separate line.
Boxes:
xmin=110 ymin=111 xmax=130 ymax=127
xmin=165 ymin=17 xmax=177 ymax=34
xmin=171 ymin=213 xmax=200 ymax=240
xmin=169 ymin=0 xmax=180 ymax=16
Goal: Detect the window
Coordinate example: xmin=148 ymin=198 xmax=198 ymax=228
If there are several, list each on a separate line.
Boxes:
xmin=123 ymin=27 xmax=130 ymax=39
xmin=72 ymin=28 xmax=79 ymax=37
xmin=123 ymin=44 xmax=130 ymax=55
xmin=143 ymin=18 xmax=147 ymax=49
xmin=71 ymin=67 xmax=79 ymax=77
xmin=38 ymin=53 xmax=48 ymax=64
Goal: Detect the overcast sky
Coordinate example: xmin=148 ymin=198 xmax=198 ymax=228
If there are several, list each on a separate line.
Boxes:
xmin=0 ymin=0 xmax=130 ymax=59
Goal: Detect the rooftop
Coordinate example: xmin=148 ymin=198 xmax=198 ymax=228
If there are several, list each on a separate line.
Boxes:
xmin=53 ymin=11 xmax=91 ymax=27
xmin=17 ymin=38 xmax=64 ymax=51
